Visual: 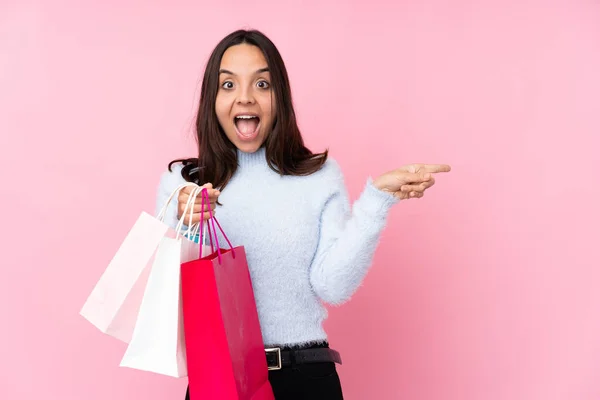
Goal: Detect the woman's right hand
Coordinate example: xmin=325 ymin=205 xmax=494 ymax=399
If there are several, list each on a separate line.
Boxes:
xmin=177 ymin=183 xmax=220 ymax=224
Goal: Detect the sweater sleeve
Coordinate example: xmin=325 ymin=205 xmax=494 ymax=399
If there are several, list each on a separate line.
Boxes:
xmin=309 ymin=161 xmax=399 ymax=305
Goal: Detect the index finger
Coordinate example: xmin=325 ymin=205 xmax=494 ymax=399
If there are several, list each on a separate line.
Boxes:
xmin=181 ymin=185 xmax=197 ymax=194
xmin=421 ymin=164 xmax=451 ymax=173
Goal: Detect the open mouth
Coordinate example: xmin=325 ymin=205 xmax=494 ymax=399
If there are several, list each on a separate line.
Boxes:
xmin=234 ymin=115 xmax=261 ymax=141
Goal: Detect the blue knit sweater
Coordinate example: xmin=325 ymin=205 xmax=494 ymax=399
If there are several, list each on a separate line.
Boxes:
xmin=155 ymin=147 xmax=398 ymax=347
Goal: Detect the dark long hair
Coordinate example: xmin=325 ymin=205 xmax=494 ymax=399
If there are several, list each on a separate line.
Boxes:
xmin=168 ymin=29 xmax=328 ymax=191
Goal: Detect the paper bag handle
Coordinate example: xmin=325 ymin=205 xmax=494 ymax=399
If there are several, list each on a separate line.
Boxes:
xmin=156 ymin=182 xmax=200 ymax=222
xmin=156 ymin=181 xmax=206 ymax=243
xmin=174 ymin=185 xmax=203 ymax=237
xmin=198 ymin=188 xmax=235 ymax=264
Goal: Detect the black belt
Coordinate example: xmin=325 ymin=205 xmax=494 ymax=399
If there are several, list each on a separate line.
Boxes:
xmin=265 ymin=347 xmax=342 ymax=370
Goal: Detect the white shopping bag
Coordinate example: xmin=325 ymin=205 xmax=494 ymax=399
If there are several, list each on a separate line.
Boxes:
xmin=119 ymin=186 xmax=211 ymax=378
xmin=79 ymin=181 xmax=202 ymax=343
xmin=118 ymin=234 xmax=196 ymax=377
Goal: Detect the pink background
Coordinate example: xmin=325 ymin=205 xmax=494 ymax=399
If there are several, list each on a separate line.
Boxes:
xmin=1 ymin=1 xmax=600 ymax=399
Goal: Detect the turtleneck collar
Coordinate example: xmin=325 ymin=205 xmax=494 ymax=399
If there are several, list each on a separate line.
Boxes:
xmin=237 ymin=146 xmax=267 ymax=168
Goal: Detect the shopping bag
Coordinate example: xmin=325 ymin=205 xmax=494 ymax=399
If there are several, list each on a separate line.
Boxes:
xmin=181 ymin=189 xmax=275 ymax=399
xmin=79 ymin=181 xmax=202 ymax=343
xmin=118 ymin=186 xmax=208 ymax=377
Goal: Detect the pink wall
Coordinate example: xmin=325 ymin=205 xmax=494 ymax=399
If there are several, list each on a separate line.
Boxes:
xmin=2 ymin=1 xmax=599 ymax=399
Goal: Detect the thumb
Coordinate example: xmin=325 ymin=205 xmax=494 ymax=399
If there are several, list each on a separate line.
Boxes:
xmin=201 ymin=182 xmax=213 ymax=189
xmin=400 ymin=171 xmax=431 ymax=185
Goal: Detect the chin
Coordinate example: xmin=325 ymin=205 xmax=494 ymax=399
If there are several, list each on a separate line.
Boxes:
xmin=231 ymin=136 xmax=265 ymax=153
xmin=236 ymin=144 xmax=261 ymax=153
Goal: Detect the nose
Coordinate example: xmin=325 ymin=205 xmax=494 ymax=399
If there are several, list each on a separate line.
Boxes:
xmin=236 ymin=85 xmax=256 ymax=105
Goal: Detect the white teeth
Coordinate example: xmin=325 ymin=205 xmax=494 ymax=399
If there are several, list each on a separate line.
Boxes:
xmin=235 ymin=115 xmax=258 ymax=119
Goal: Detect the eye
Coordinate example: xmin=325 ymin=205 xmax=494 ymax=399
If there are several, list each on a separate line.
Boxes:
xmin=257 ymin=80 xmax=270 ymax=89
xmin=221 ymin=81 xmax=234 ymax=89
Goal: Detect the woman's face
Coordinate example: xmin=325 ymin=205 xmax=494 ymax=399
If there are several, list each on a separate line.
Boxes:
xmin=215 ymin=43 xmax=275 ymax=153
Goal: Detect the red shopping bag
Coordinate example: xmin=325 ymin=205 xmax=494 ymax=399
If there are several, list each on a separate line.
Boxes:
xmin=181 ymin=189 xmax=274 ymax=400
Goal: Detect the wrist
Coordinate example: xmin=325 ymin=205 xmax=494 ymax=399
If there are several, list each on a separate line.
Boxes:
xmin=367 ymin=177 xmax=398 ymax=200
xmin=371 ymin=178 xmax=384 ymax=190
xmin=372 ymin=177 xmax=385 ymax=191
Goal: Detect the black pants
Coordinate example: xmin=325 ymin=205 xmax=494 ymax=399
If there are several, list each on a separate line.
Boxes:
xmin=267 ymin=361 xmax=344 ymax=399
xmin=185 ymin=344 xmax=344 ymax=399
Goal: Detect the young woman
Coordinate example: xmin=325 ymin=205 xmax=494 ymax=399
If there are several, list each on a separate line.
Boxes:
xmin=156 ymin=29 xmax=450 ymax=400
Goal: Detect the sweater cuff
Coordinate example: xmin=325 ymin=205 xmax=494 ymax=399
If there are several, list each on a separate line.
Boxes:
xmin=353 ymin=177 xmax=400 ymax=219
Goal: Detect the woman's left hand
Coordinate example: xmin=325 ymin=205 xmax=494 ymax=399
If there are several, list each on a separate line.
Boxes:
xmin=373 ymin=163 xmax=451 ymax=200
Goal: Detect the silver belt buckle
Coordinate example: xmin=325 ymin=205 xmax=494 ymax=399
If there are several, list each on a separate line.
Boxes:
xmin=265 ymin=348 xmax=282 ymax=370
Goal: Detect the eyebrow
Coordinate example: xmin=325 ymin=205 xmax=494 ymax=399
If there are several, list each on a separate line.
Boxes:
xmin=219 ymin=67 xmax=270 ymax=75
